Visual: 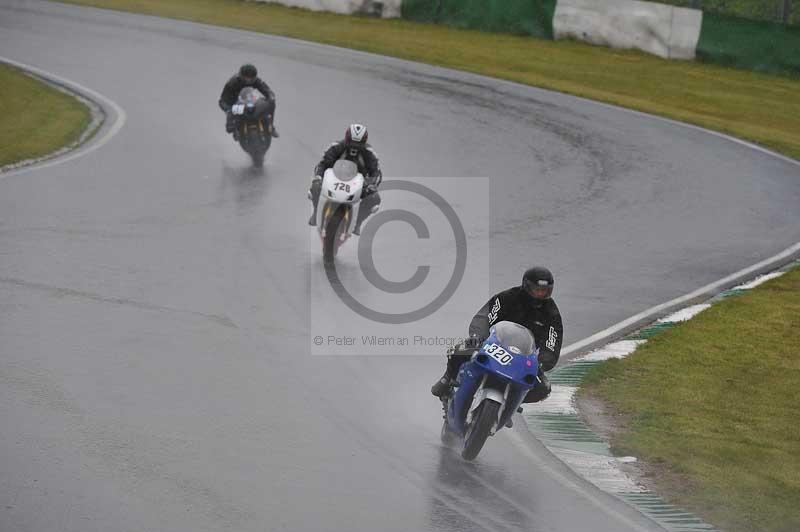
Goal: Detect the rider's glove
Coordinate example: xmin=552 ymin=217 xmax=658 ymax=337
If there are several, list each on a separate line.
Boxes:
xmin=447 ymin=335 xmax=483 ymax=356
xmin=363 ymin=184 xmax=378 ymax=197
xmin=463 ymin=335 xmax=483 ymax=349
xmin=538 ymin=351 xmax=556 ymax=372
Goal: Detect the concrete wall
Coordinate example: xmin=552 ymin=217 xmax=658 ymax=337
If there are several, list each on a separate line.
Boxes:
xmin=553 ymin=0 xmax=703 ymax=60
xmin=252 ymin=0 xmax=402 ymax=18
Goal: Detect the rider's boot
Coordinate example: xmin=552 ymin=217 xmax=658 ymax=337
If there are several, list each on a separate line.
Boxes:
xmin=352 ymin=204 xmax=371 ymax=236
xmin=308 ymin=200 xmax=318 ymax=226
xmin=504 ymin=407 xmax=524 ymax=429
xmin=431 ymin=369 xmax=454 ymax=398
xmin=522 ymin=371 xmax=552 ymax=404
xmin=352 ymin=209 xmax=365 ymax=236
xmin=308 ymin=181 xmax=320 ymax=226
xmin=268 ymin=104 xmax=279 ymax=138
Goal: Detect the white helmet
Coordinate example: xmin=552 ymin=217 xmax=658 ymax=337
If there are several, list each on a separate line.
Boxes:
xmin=345 ymin=123 xmax=368 ymax=146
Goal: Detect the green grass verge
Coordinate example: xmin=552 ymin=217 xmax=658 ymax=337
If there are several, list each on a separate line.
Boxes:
xmin=0 ymin=63 xmax=91 ymax=168
xmin=581 ymin=267 xmax=800 ymax=532
xmin=55 ymin=0 xmax=800 ymax=161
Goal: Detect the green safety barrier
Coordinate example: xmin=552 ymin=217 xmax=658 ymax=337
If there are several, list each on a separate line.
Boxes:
xmin=400 ymin=0 xmax=800 ymax=78
xmin=697 ymin=12 xmax=800 ymax=76
xmin=656 ymin=0 xmax=797 ymax=26
xmin=401 ymin=0 xmax=557 ymax=39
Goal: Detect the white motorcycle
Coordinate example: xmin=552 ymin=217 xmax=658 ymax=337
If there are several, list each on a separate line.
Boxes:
xmin=315 ymin=159 xmax=370 ymax=263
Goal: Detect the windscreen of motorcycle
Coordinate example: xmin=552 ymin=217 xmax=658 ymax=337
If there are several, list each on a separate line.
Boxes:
xmin=238 ymin=87 xmax=258 ymax=105
xmin=490 ymin=321 xmax=535 ymax=356
xmin=332 ymin=159 xmax=358 ymax=181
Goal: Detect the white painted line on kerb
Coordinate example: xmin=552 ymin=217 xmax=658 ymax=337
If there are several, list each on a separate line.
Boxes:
xmin=534 ymin=385 xmax=578 ymax=414
xmin=0 ymin=56 xmax=127 ymax=179
xmin=548 ymin=448 xmax=646 ymax=493
xmin=562 ymin=242 xmax=800 ymax=356
xmin=657 ymin=304 xmax=711 ymax=323
xmin=734 ymin=271 xmax=786 ymax=290
xmin=580 ymin=340 xmax=645 ymax=361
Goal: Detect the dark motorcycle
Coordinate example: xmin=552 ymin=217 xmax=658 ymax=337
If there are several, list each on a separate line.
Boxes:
xmin=231 ymin=87 xmax=274 ymax=168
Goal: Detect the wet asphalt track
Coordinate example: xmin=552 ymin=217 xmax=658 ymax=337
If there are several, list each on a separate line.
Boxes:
xmin=1 ymin=1 xmax=800 ymax=531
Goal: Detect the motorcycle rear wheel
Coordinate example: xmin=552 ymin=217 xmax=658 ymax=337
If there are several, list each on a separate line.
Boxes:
xmin=239 ymin=126 xmax=270 ymax=168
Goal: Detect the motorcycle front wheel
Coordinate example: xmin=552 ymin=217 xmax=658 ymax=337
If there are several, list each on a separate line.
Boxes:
xmin=461 ymin=399 xmax=500 ymax=461
xmin=322 ymin=206 xmax=349 ymax=264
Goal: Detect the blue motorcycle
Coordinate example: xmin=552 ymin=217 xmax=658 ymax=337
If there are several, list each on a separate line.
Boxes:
xmin=440 ymin=321 xmax=541 ymax=460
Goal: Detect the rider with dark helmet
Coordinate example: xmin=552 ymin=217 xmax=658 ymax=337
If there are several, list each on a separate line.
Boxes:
xmin=218 ymin=63 xmax=279 ymax=139
xmin=308 ymin=124 xmax=382 ymax=235
xmin=431 ymin=267 xmax=563 ymax=404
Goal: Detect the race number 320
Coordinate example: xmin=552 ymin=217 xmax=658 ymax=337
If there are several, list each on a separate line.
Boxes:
xmin=483 ymin=343 xmax=513 ymax=365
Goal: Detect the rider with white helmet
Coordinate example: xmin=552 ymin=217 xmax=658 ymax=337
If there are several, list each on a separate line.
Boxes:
xmin=308 ymin=124 xmax=382 ymax=235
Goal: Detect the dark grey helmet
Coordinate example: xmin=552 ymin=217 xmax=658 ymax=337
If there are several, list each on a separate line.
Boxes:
xmin=522 ymin=266 xmax=554 ymax=305
xmin=239 ymin=63 xmax=257 ymax=79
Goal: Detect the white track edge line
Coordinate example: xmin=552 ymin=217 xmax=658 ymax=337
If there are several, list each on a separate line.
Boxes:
xmin=562 ymin=242 xmax=800 ymax=356
xmin=0 ymin=56 xmax=127 ymax=179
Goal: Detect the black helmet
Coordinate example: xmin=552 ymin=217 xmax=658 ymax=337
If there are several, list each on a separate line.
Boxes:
xmin=239 ymin=64 xmax=258 ymax=79
xmin=522 ymin=267 xmax=554 ymax=305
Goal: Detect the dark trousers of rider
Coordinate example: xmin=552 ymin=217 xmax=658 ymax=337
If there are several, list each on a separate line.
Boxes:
xmin=357 ymin=192 xmax=381 ymax=228
xmin=446 ymin=353 xmax=551 ymax=403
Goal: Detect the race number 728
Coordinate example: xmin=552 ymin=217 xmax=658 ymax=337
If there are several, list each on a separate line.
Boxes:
xmin=483 ymin=343 xmax=513 ymax=365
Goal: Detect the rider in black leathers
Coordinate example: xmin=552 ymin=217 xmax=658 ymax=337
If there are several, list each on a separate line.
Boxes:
xmin=218 ymin=64 xmax=279 ymax=139
xmin=431 ymin=267 xmax=563 ymax=404
xmin=308 ymin=124 xmax=382 ymax=235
